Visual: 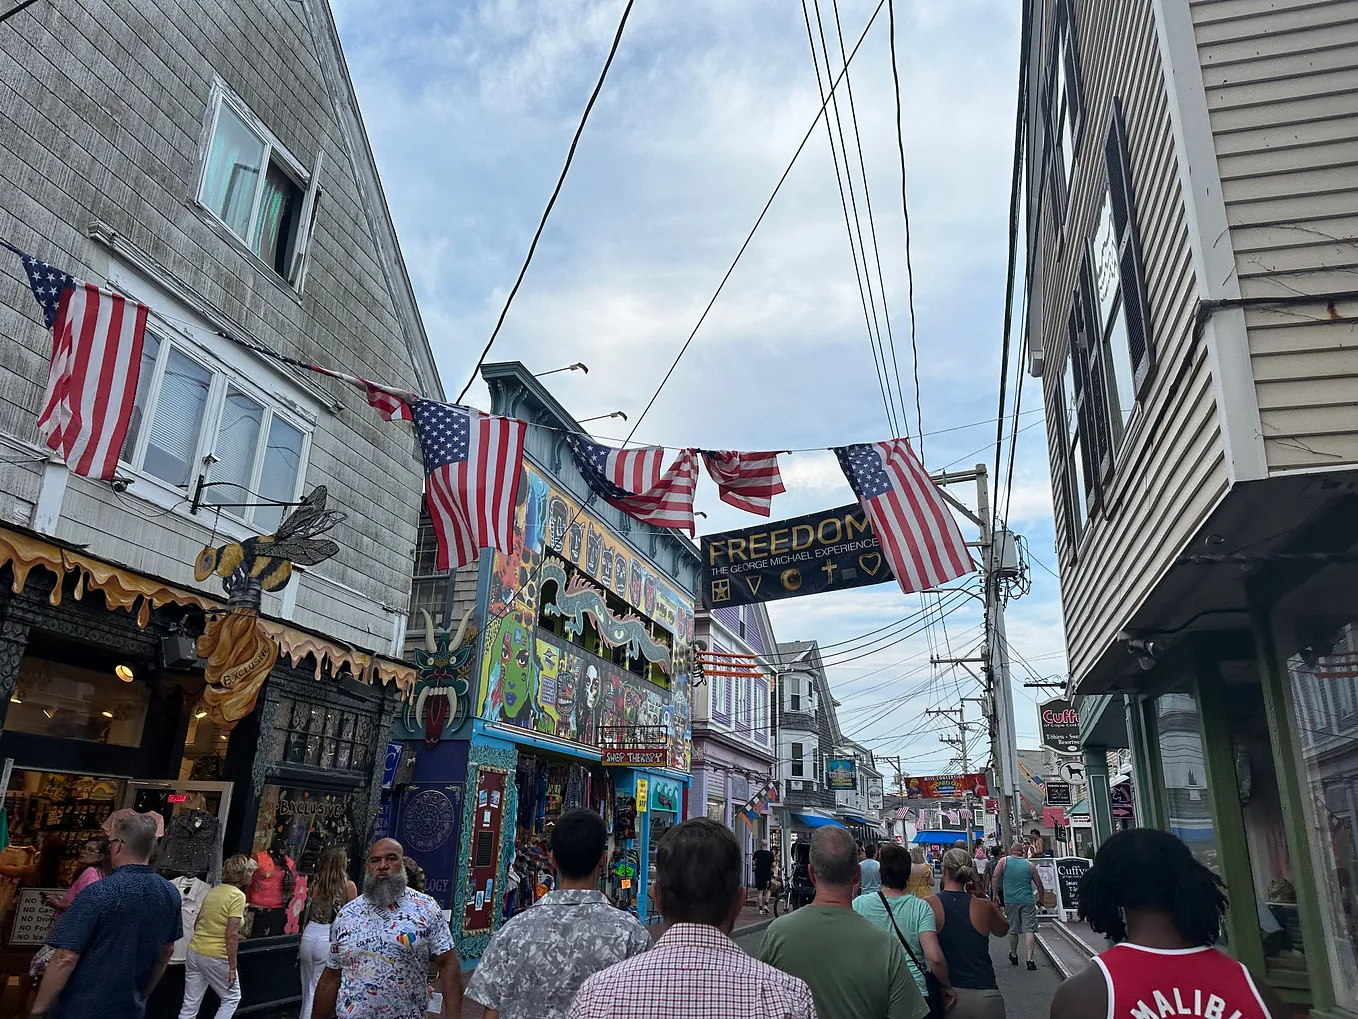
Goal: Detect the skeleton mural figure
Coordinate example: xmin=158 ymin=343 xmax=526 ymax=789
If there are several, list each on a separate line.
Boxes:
xmin=555 ymin=653 xmax=580 ymax=741
xmin=581 ymin=665 xmax=601 ymax=743
xmin=585 ymin=524 xmax=602 ymax=577
xmin=623 ymin=686 xmax=641 ymax=727
xmin=548 ymin=496 xmax=569 ymax=553
xmin=613 ymin=553 xmax=628 ymax=596
xmin=600 ymin=545 xmax=614 ymax=588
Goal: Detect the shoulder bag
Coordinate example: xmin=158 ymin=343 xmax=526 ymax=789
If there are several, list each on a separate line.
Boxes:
xmin=879 ymin=891 xmax=946 ymax=1019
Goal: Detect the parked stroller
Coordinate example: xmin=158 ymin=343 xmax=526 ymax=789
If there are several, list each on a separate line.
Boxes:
xmin=783 ymin=841 xmax=814 ymax=912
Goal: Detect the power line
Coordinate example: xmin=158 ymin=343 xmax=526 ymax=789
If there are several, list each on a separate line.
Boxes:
xmin=622 ymin=0 xmax=889 ymax=445
xmin=799 ymin=0 xmax=899 ymax=436
xmin=886 ymin=0 xmax=924 ymax=452
xmin=454 ymin=0 xmax=636 ymax=402
xmin=991 ymin=0 xmax=1031 ymax=532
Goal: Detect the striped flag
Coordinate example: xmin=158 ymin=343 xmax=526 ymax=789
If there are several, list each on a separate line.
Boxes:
xmin=16 ymin=251 xmax=149 ymax=481
xmin=410 ymin=400 xmax=527 ymax=569
xmin=701 ymin=450 xmax=786 ymax=516
xmin=833 ymin=438 xmax=974 ymax=595
xmin=313 ymin=366 xmax=414 ymax=421
xmin=567 ymin=435 xmax=699 ymax=534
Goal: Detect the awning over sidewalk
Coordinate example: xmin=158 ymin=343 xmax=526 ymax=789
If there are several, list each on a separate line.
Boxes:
xmin=912 ymin=830 xmax=982 ymax=844
xmin=792 ymin=812 xmax=846 ymax=829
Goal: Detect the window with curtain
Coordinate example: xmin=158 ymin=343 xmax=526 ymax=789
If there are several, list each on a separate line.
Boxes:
xmin=119 ymin=337 xmax=308 ymax=526
xmin=199 ymin=93 xmax=312 ymax=284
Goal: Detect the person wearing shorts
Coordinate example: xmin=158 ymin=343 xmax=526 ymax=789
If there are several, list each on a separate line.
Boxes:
xmin=991 ymin=842 xmax=1044 ymax=970
xmin=753 ymin=842 xmax=775 ymax=915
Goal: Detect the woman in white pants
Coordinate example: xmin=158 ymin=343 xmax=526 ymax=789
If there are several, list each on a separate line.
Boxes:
xmin=298 ymin=846 xmax=358 ymax=1019
xmin=179 ymin=854 xmax=257 ymax=1019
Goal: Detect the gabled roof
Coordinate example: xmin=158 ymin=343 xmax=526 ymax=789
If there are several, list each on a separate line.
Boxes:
xmin=304 ymin=0 xmax=443 ymax=399
xmin=776 ymin=639 xmax=842 ymax=743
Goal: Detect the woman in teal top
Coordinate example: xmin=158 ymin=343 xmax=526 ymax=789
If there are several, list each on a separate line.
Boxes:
xmin=852 ymin=844 xmax=953 ymax=1005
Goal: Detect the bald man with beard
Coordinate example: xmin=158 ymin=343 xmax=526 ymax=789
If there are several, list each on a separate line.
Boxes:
xmin=313 ymin=838 xmax=462 ymax=1019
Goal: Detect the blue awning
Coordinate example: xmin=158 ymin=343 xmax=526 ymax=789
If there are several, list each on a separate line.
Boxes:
xmin=1169 ymin=820 xmax=1215 ymax=844
xmin=840 ymin=814 xmax=875 ymax=827
xmin=912 ymin=830 xmax=982 ymax=844
xmin=792 ymin=813 xmax=847 ymax=829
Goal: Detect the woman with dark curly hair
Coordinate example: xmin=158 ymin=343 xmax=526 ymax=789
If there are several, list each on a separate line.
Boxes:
xmin=1051 ymin=828 xmax=1288 ymax=1019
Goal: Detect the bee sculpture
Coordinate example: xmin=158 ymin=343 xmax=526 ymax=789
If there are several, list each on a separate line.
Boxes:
xmin=194 ymin=486 xmax=344 ymax=604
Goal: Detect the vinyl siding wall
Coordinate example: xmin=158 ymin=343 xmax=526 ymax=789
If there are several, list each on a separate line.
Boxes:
xmin=1193 ymin=0 xmax=1358 ymax=472
xmin=0 ymin=0 xmax=434 ymax=651
xmin=1033 ymin=0 xmax=1227 ymax=683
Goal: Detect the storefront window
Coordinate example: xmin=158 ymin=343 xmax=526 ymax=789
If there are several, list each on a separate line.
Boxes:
xmin=247 ymin=784 xmax=358 ymax=938
xmin=180 ymin=705 xmax=231 ymax=780
xmin=1154 ymin=690 xmax=1222 ymax=872
xmin=271 ymin=696 xmax=372 ymax=772
xmin=1279 ymin=613 xmax=1358 ymax=1010
xmin=7 ymin=657 xmax=150 ymax=747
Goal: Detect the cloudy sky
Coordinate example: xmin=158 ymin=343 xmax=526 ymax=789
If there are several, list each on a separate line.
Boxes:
xmin=332 ymin=0 xmax=1064 ymax=776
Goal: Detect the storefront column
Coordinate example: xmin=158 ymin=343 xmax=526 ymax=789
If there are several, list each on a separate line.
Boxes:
xmin=0 ymin=616 xmax=31 ymax=731
xmin=1082 ymin=748 xmax=1114 ymax=848
xmin=1253 ymin=609 xmax=1341 ymax=1017
xmin=1123 ymin=694 xmax=1163 ymax=829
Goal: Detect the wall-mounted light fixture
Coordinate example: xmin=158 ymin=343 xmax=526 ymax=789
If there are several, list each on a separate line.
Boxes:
xmin=578 ymin=410 xmax=628 ymax=425
xmin=534 ymin=362 xmax=589 ymax=378
xmin=115 ymin=664 xmax=136 ymax=683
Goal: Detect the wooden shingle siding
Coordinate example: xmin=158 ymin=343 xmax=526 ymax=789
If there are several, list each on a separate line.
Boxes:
xmin=1034 ymin=0 xmax=1226 ymax=681
xmin=1192 ymin=0 xmax=1358 ymax=472
xmin=0 ymin=0 xmax=439 ymax=651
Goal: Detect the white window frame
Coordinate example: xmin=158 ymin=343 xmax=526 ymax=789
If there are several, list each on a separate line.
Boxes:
xmin=197 ymin=81 xmax=323 ymax=289
xmin=791 ymin=741 xmax=804 ymax=777
xmin=120 ymin=333 xmax=312 ymax=531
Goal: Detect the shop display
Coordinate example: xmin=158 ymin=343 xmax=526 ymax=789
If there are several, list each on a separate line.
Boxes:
xmin=4 ymin=770 xmax=121 ymax=889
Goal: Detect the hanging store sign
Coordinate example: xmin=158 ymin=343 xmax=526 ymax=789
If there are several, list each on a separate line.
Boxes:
xmin=601 ymin=747 xmax=668 ymax=766
xmin=1045 ymin=781 xmax=1072 ymax=806
xmin=701 ymin=503 xmax=892 ymax=609
xmin=1038 ymin=698 xmax=1081 ymax=755
xmin=827 ymin=757 xmax=858 ymax=790
xmin=1111 ymin=780 xmax=1135 ymax=821
xmin=903 ymin=773 xmax=989 ymax=799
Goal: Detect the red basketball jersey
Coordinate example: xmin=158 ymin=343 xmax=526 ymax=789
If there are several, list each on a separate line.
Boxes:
xmin=1094 ymin=944 xmax=1272 ymax=1019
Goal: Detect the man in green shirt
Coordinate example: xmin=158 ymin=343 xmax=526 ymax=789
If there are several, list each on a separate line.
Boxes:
xmin=759 ymin=827 xmax=928 ymax=1019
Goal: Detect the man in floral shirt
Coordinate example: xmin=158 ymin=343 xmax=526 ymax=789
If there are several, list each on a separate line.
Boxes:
xmin=313 ymin=838 xmax=461 ymax=1019
xmin=467 ymin=810 xmax=650 ymax=1018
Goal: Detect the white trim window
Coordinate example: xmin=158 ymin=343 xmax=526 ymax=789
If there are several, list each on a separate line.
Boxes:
xmin=198 ymin=85 xmax=322 ymax=286
xmin=1048 ymin=0 xmax=1085 ymax=208
xmin=120 ymin=331 xmax=310 ymax=533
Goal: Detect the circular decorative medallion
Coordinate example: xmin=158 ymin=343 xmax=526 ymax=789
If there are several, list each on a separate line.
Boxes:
xmin=402 ymin=789 xmax=455 ymax=852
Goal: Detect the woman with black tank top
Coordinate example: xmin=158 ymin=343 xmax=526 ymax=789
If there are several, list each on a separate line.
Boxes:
xmin=929 ymin=848 xmax=1010 ymax=1019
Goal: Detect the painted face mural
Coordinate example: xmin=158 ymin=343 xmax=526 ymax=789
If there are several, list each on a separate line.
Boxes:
xmin=548 ymin=496 xmax=568 ymax=553
xmin=476 ymin=463 xmax=693 ymax=770
xmin=585 ymin=525 xmax=602 ymax=576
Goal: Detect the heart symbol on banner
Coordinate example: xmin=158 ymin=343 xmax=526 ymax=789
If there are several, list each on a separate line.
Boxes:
xmin=858 ymin=553 xmax=883 ymax=577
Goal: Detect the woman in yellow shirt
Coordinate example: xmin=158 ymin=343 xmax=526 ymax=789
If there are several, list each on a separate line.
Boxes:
xmin=179 ymin=854 xmax=257 ymax=1019
xmin=906 ymin=845 xmax=935 ymax=899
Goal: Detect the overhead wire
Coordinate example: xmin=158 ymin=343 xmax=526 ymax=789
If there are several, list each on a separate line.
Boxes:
xmin=885 ymin=0 xmax=924 ymax=452
xmin=455 ymin=0 xmax=637 ymax=402
xmin=799 ymin=0 xmax=899 ymax=436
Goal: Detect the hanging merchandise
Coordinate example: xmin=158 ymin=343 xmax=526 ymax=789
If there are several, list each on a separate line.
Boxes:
xmin=613 ymin=795 xmax=637 ymax=841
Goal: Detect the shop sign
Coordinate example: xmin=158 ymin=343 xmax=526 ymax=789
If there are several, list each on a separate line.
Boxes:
xmin=1111 ymin=780 xmax=1135 ymax=820
xmin=827 ymin=757 xmax=858 ymax=791
xmin=601 ymin=748 xmax=668 ymax=766
xmin=10 ymin=889 xmax=59 ymax=945
xmin=1038 ymin=698 xmax=1081 ymax=755
xmin=984 ymin=798 xmax=998 ymax=815
xmin=1055 ymin=856 xmax=1091 ymax=912
xmin=1045 ymin=781 xmax=1072 ymax=806
xmin=701 ymin=503 xmax=892 ymax=609
xmin=1070 ymin=812 xmax=1092 ymax=826
xmin=636 ymin=778 xmax=649 ymax=813
xmin=254 ymin=787 xmax=357 ymax=876
xmin=651 ymin=778 xmax=681 ymax=814
xmin=903 ymin=773 xmax=989 ymax=799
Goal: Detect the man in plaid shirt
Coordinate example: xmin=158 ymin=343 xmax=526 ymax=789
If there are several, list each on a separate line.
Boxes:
xmin=569 ymin=818 xmax=816 ymax=1018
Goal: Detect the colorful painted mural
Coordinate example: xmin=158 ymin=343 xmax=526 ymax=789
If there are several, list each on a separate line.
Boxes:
xmin=477 ymin=462 xmax=693 ymax=770
xmin=394 ymin=607 xmax=477 ymax=746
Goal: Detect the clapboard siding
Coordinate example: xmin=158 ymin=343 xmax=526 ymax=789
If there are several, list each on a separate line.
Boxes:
xmin=1032 ymin=0 xmax=1226 ymax=682
xmin=0 ymin=0 xmax=439 ymax=652
xmin=1193 ymin=0 xmax=1358 ymax=473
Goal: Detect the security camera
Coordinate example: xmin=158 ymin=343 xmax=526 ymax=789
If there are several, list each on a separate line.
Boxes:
xmin=110 ymin=477 xmax=130 ymax=494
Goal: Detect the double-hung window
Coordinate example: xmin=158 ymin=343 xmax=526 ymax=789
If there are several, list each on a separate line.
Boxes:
xmin=1048 ymin=0 xmax=1085 ymax=209
xmin=199 ymin=87 xmax=321 ymax=286
xmin=120 ymin=333 xmax=308 ymax=533
xmin=791 ymin=742 xmax=804 ymax=778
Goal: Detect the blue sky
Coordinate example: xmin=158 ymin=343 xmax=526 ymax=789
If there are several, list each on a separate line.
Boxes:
xmin=332 ymin=0 xmax=1064 ymax=774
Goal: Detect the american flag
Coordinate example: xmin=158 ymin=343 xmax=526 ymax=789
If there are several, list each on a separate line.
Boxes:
xmin=567 ymin=435 xmax=699 ymax=534
xmin=411 ymin=400 xmax=527 ymax=569
xmin=834 ymin=438 xmax=974 ymax=595
xmin=701 ymin=450 xmax=786 ymax=516
xmin=16 ymin=250 xmax=149 ymax=481
xmin=313 ymin=366 xmax=414 ymax=421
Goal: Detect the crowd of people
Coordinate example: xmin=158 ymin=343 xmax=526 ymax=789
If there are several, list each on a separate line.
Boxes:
xmin=26 ymin=810 xmax=1292 ymax=1019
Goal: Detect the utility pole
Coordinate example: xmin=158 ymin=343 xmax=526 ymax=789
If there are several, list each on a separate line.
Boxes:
xmin=930 ymin=464 xmax=1021 ymax=848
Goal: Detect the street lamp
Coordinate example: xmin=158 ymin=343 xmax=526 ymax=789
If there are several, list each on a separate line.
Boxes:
xmin=534 ymin=362 xmax=588 ymax=378
xmin=578 ymin=410 xmax=628 ymax=424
